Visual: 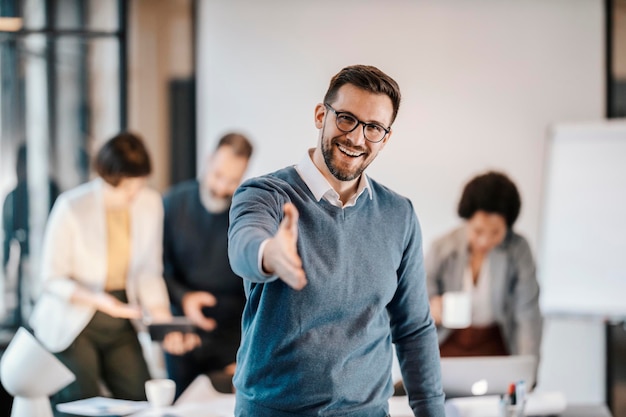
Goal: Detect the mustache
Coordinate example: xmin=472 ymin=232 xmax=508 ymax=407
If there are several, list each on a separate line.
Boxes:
xmin=331 ymin=136 xmax=368 ymax=154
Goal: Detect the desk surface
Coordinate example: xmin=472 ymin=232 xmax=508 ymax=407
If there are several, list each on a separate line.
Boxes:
xmin=561 ymin=404 xmax=612 ymax=417
xmin=66 ymin=402 xmax=613 ymax=417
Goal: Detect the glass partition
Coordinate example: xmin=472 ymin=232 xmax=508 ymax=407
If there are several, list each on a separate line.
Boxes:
xmin=0 ymin=0 xmax=125 ymax=330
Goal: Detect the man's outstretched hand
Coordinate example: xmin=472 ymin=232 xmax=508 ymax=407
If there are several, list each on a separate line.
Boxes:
xmin=262 ymin=203 xmax=307 ymax=290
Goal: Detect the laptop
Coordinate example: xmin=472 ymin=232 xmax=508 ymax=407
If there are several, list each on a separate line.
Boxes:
xmin=440 ymin=355 xmax=537 ymax=398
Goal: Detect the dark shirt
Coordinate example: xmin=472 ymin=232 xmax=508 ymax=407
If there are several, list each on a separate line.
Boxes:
xmin=163 ymin=180 xmax=245 ymax=350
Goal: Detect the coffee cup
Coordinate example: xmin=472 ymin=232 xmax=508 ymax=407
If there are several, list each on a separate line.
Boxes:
xmin=145 ymin=378 xmax=176 ymax=408
xmin=442 ymin=291 xmax=471 ymax=329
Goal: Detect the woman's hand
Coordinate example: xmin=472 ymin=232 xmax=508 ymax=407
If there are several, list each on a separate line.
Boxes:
xmin=71 ymin=286 xmax=141 ymax=319
xmin=161 ymin=331 xmax=201 ymax=355
xmin=223 ymin=362 xmax=236 ymax=376
xmin=94 ymin=292 xmax=142 ymax=319
xmin=429 ymin=295 xmax=443 ymax=325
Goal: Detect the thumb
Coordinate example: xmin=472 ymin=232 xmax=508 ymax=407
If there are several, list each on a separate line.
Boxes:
xmin=281 ymin=203 xmax=299 ymax=236
xmin=199 ymin=291 xmax=217 ymax=307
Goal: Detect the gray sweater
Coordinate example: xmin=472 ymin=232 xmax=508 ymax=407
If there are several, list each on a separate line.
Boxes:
xmin=228 ymin=167 xmax=444 ymax=417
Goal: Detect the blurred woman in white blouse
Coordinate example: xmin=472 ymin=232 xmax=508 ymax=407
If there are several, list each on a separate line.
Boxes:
xmin=30 ymin=132 xmax=197 ymax=414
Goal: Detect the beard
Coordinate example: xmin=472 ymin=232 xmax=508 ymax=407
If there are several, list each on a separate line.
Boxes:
xmin=321 ymin=128 xmax=372 ymax=182
xmin=199 ymin=185 xmax=232 ymax=213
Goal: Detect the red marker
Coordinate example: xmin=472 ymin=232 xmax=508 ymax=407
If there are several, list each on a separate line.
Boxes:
xmin=508 ymin=382 xmax=517 ymax=405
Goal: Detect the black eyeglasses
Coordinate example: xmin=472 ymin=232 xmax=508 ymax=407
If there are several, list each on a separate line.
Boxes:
xmin=324 ymin=103 xmax=390 ymax=143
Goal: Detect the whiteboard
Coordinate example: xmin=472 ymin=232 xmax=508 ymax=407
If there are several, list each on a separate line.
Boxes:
xmin=539 ymin=121 xmax=626 ymax=317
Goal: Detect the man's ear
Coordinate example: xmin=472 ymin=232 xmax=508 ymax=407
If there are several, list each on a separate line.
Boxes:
xmin=380 ymin=129 xmax=393 ymax=148
xmin=314 ymin=103 xmax=326 ymax=129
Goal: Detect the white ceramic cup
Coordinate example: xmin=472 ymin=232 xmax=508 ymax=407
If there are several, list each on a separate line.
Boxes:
xmin=441 ymin=291 xmax=471 ymax=329
xmin=145 ymin=378 xmax=176 ymax=408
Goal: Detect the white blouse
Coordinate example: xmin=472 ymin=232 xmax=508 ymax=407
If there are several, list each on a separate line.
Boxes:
xmin=463 ymin=260 xmax=496 ymax=327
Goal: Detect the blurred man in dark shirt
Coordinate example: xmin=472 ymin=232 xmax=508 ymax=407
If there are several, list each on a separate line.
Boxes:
xmin=163 ymin=133 xmax=253 ymax=397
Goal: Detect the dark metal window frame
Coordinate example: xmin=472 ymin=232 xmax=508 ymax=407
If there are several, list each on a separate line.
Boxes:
xmin=0 ymin=0 xmax=129 ymax=330
xmin=606 ymin=0 xmax=626 ymax=118
xmin=0 ymin=0 xmax=129 ymax=132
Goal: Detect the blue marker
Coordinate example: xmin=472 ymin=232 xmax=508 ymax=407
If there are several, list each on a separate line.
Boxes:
xmin=516 ymin=380 xmax=526 ymax=406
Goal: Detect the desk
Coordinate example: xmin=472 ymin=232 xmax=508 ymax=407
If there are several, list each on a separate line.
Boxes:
xmin=125 ymin=400 xmax=613 ymax=417
xmin=561 ymin=404 xmax=612 ymax=417
xmin=389 ymin=395 xmax=612 ymax=417
xmin=63 ymin=374 xmax=614 ymax=417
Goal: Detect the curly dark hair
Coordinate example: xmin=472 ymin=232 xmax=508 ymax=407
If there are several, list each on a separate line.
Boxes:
xmin=94 ymin=132 xmax=152 ymax=186
xmin=457 ymin=171 xmax=521 ymax=228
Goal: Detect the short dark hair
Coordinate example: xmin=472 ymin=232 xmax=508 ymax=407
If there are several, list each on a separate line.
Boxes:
xmin=457 ymin=171 xmax=521 ymax=228
xmin=95 ymin=132 xmax=152 ymax=186
xmin=216 ymin=132 xmax=253 ymax=159
xmin=323 ymin=65 xmax=401 ymax=126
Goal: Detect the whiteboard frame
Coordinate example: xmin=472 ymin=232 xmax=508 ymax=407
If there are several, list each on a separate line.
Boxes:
xmin=538 ymin=120 xmax=626 ymax=319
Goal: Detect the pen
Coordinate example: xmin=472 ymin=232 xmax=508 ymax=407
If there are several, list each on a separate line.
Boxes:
xmin=516 ymin=380 xmax=526 ymax=406
xmin=499 ymin=393 xmax=508 ymax=416
xmin=508 ymin=383 xmax=517 ymax=406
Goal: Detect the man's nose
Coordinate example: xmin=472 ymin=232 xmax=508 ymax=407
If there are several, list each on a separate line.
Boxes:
xmin=345 ymin=123 xmax=366 ymax=145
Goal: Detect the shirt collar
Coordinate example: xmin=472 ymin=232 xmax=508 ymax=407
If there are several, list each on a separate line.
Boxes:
xmin=295 ymin=148 xmax=372 ymax=208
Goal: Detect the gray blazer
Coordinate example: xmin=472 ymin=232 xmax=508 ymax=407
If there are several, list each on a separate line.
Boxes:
xmin=426 ymin=226 xmax=543 ymax=361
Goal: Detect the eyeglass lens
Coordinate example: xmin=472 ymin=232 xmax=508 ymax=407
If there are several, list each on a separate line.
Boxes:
xmin=329 ymin=107 xmax=387 ymax=143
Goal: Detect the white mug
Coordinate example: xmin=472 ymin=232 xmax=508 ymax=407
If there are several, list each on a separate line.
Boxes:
xmin=145 ymin=378 xmax=176 ymax=408
xmin=442 ymin=291 xmax=471 ymax=329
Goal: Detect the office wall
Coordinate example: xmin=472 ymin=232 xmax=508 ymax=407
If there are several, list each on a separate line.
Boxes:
xmin=197 ymin=0 xmax=605 ymax=403
xmin=128 ymin=0 xmax=194 ymax=191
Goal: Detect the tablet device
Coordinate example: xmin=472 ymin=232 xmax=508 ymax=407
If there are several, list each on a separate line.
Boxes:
xmin=147 ymin=316 xmax=197 ymax=341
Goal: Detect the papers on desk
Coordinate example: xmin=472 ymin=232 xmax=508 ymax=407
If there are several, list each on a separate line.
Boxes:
xmin=130 ymin=402 xmax=234 ymax=417
xmin=445 ymin=391 xmax=567 ymax=417
xmin=56 ymin=397 xmax=149 ymax=416
xmin=175 ymin=374 xmax=235 ymax=416
xmin=128 ymin=375 xmax=236 ymax=417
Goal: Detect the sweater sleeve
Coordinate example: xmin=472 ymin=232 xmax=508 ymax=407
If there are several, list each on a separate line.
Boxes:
xmin=387 ymin=203 xmax=445 ymax=417
xmin=37 ymin=195 xmax=80 ymax=300
xmin=228 ymin=177 xmax=285 ymax=283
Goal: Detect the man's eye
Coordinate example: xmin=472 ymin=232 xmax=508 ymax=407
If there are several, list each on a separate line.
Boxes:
xmin=337 ymin=115 xmax=356 ymax=125
xmin=366 ymin=124 xmax=384 ymax=134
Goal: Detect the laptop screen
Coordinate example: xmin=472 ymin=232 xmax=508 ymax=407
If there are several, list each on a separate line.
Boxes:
xmin=440 ymin=355 xmax=537 ymax=398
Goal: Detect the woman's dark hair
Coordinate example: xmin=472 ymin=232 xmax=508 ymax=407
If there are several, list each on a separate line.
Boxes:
xmin=457 ymin=171 xmax=521 ymax=228
xmin=324 ymin=65 xmax=401 ymax=126
xmin=94 ymin=132 xmax=152 ymax=186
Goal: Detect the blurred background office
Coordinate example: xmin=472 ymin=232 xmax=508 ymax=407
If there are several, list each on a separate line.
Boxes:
xmin=0 ymin=1 xmax=625 ymax=416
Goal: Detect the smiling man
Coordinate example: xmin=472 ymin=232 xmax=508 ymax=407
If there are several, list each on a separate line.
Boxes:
xmin=228 ymin=65 xmax=445 ymax=417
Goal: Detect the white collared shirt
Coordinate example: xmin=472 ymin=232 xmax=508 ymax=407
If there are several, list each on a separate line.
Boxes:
xmin=295 ymin=148 xmax=372 ymax=208
xmin=257 ymin=149 xmax=373 ymax=274
xmin=463 ymin=260 xmax=495 ymax=326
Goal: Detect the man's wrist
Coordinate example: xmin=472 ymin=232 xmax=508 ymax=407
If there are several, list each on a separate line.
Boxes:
xmin=258 ymin=238 xmax=272 ymax=276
